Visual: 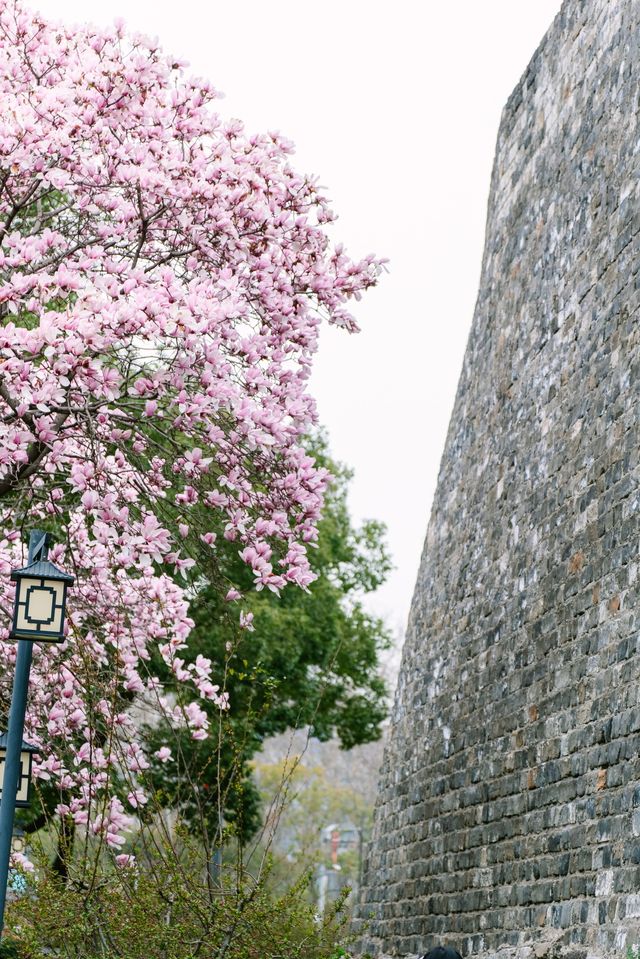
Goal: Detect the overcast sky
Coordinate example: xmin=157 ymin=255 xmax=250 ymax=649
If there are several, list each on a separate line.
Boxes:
xmin=33 ymin=0 xmax=564 ymax=637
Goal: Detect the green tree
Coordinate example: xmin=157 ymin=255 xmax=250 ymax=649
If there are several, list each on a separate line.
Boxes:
xmin=144 ymin=433 xmax=392 ymax=842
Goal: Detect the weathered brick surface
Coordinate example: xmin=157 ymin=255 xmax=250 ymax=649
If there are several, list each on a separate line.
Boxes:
xmin=356 ymin=2 xmax=640 ymax=956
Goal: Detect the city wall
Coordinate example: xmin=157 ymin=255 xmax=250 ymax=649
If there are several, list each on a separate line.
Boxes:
xmin=358 ymin=2 xmax=640 ymax=956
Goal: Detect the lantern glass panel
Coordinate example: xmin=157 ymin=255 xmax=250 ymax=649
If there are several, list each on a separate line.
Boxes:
xmin=14 ymin=577 xmax=66 ymax=639
xmin=16 ymin=752 xmax=31 ymax=805
xmin=0 ymin=748 xmax=33 ymax=807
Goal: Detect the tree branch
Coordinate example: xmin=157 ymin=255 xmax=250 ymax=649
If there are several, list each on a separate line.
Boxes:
xmin=0 ymin=410 xmax=68 ymax=498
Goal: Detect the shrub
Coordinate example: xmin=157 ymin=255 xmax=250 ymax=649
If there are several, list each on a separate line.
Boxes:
xmin=5 ymin=842 xmax=360 ymax=959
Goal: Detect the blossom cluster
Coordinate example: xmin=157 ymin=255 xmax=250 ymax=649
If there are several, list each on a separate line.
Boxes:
xmin=0 ymin=0 xmax=382 ymax=848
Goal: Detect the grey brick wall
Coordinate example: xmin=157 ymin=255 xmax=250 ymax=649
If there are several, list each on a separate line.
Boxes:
xmin=356 ymin=1 xmax=640 ymax=957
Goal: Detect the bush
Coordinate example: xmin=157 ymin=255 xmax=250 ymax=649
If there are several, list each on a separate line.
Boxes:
xmin=0 ymin=941 xmax=24 ymax=959
xmin=5 ymin=844 xmax=359 ymax=959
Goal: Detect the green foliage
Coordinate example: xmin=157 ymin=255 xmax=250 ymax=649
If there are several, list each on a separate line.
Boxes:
xmin=0 ymin=941 xmax=23 ymax=959
xmin=5 ymin=849 xmax=360 ymax=959
xmin=144 ymin=432 xmax=392 ymax=842
xmin=190 ymin=432 xmax=392 ymax=747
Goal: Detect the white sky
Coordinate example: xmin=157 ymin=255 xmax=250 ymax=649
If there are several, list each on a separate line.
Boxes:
xmin=33 ymin=0 xmax=563 ymax=637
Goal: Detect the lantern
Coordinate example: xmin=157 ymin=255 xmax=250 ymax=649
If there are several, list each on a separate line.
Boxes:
xmin=0 ymin=735 xmax=38 ymax=808
xmin=10 ymin=558 xmax=74 ymax=643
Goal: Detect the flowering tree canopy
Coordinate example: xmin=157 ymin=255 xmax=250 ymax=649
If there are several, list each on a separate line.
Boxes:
xmin=0 ymin=0 xmax=382 ymax=852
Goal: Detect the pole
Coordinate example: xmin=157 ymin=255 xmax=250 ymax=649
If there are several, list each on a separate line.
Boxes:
xmin=0 ymin=530 xmax=46 ymax=936
xmin=208 ymin=811 xmax=224 ymax=886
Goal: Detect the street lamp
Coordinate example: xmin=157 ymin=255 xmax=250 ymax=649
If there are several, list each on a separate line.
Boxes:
xmin=0 ymin=735 xmax=38 ymax=808
xmin=11 ymin=556 xmax=74 ymax=642
xmin=0 ymin=530 xmax=74 ymax=936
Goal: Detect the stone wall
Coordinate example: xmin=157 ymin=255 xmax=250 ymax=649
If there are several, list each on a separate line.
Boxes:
xmin=357 ymin=1 xmax=640 ymax=956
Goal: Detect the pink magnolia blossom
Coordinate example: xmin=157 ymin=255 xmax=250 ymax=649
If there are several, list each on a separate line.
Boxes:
xmin=10 ymin=851 xmax=34 ymax=873
xmin=115 ymin=854 xmax=137 ymax=869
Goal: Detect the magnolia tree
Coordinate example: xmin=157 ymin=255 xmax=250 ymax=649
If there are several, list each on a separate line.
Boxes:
xmin=0 ymin=0 xmax=382 ymax=859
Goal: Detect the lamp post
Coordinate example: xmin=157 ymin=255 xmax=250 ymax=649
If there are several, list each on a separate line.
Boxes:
xmin=0 ymin=530 xmax=73 ymax=935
